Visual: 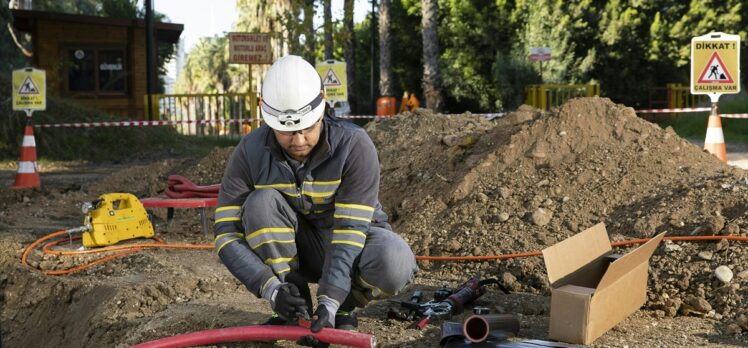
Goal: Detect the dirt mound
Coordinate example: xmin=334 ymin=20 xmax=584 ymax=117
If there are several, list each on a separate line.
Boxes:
xmin=365 ymin=98 xmax=748 ymax=330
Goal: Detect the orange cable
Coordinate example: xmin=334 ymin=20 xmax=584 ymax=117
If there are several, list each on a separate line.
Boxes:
xmin=22 ymin=231 xmax=748 ymax=275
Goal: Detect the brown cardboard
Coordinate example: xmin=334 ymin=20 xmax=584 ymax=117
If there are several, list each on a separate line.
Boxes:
xmin=542 ymin=223 xmax=665 ymax=345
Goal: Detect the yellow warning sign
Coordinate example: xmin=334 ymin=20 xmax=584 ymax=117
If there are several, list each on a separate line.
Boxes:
xmin=12 ymin=68 xmax=46 ymax=112
xmin=691 ymin=32 xmax=740 ymax=97
xmin=315 ymin=60 xmax=347 ymax=102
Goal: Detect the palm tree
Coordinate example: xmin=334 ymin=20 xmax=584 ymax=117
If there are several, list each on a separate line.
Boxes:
xmin=421 ymin=0 xmax=444 ymax=111
xmin=323 ymin=0 xmax=333 ymax=60
xmin=343 ymin=0 xmax=356 ymax=113
xmin=303 ymin=0 xmax=316 ymax=64
xmin=378 ymin=0 xmax=393 ymax=97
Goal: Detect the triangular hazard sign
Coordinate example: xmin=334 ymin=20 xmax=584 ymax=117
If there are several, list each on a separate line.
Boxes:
xmin=323 ymin=69 xmax=342 ymax=86
xmin=697 ymin=52 xmax=734 ymax=84
xmin=18 ymin=76 xmax=39 ymax=94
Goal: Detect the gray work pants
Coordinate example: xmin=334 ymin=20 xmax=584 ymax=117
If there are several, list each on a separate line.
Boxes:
xmin=242 ymin=189 xmax=417 ymax=308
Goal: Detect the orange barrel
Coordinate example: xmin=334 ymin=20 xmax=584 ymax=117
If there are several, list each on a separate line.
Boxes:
xmin=376 ymin=96 xmax=397 ymax=116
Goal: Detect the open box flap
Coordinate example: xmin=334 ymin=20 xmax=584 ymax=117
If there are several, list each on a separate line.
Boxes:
xmin=542 ymin=223 xmax=612 ymax=286
xmin=596 ymin=232 xmax=665 ymax=292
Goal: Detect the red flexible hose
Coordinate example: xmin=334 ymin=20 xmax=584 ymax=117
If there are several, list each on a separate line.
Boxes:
xmin=131 ymin=325 xmax=376 ymax=348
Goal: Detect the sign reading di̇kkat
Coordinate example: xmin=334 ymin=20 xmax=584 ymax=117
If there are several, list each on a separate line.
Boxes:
xmin=691 ymin=32 xmax=740 ymax=99
xmin=315 ymin=60 xmax=348 ymax=102
xmin=12 ymin=68 xmax=46 ymax=112
xmin=229 ymin=32 xmax=272 ymax=64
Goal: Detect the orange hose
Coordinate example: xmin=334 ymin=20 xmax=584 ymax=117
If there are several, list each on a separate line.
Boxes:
xmin=22 ymin=231 xmax=748 ymax=275
xmin=22 ymin=230 xmax=212 ymax=276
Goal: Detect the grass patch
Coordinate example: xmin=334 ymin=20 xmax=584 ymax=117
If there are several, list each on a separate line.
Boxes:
xmin=654 ymin=94 xmax=748 ymax=143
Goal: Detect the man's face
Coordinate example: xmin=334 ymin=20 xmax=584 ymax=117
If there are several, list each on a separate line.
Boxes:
xmin=272 ymin=118 xmax=323 ymax=161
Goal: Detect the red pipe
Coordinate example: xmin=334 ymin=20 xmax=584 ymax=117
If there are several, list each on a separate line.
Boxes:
xmin=131 ymin=325 xmax=376 ymax=348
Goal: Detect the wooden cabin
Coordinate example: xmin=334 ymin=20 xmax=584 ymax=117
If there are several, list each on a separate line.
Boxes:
xmin=11 ymin=9 xmax=183 ymax=119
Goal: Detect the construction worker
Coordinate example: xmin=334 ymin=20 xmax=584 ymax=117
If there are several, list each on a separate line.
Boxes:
xmin=214 ymin=55 xmax=417 ymax=336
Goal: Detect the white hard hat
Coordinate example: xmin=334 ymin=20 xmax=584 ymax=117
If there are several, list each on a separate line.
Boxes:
xmin=260 ymin=55 xmax=325 ymax=132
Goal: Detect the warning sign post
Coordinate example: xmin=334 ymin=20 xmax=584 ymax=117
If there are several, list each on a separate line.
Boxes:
xmin=691 ymin=32 xmax=740 ymax=102
xmin=315 ymin=60 xmax=348 ymax=103
xmin=12 ymin=68 xmax=46 ymax=116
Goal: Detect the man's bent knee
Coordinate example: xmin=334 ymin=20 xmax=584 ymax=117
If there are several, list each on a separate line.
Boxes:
xmin=357 ymin=228 xmax=417 ymax=297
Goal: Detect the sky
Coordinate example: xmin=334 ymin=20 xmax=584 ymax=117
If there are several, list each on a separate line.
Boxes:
xmin=155 ymin=0 xmax=371 ymax=53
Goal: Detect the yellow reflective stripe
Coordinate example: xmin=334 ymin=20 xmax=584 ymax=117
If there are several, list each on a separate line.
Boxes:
xmin=333 ymin=229 xmax=367 ymax=238
xmin=334 ymin=214 xmax=372 ymax=222
xmin=215 ymin=217 xmax=241 ymax=223
xmin=215 ymin=237 xmax=241 ymax=254
xmin=277 ymin=267 xmax=291 ymax=274
xmin=214 ymin=232 xmax=243 ymax=241
xmin=335 ymin=203 xmax=375 ymax=212
xmin=281 ymin=191 xmax=300 ymax=198
xmin=332 ymin=240 xmax=364 ymax=248
xmin=216 ymin=206 xmax=241 ymax=212
xmin=247 ymin=227 xmax=294 ymax=240
xmin=264 ymin=256 xmax=297 ymax=265
xmin=252 ymin=239 xmax=296 ymax=250
xmin=302 ymin=190 xmax=336 ymax=197
xmin=303 ymin=179 xmax=341 ymax=185
xmin=358 ymin=275 xmax=391 ymax=297
xmin=255 ymin=183 xmax=295 ymax=189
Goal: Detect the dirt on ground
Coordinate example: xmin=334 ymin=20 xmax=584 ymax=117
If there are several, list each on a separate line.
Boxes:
xmin=1 ymin=97 xmax=747 ymax=347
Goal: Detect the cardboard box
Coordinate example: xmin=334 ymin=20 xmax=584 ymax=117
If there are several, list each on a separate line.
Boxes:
xmin=542 ymin=223 xmax=665 ymax=344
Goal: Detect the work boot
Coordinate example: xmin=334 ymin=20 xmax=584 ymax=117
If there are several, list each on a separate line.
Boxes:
xmin=335 ymin=310 xmax=358 ymax=330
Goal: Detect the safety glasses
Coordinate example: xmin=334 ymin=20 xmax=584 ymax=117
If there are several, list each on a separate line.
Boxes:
xmin=274 ymin=118 xmax=321 ymax=136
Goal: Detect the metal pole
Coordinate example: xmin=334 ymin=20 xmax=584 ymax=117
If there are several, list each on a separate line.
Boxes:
xmin=145 ymin=0 xmax=156 ymax=120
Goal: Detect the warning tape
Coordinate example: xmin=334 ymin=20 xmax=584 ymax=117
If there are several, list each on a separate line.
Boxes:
xmin=33 ymin=113 xmax=506 ymax=128
xmin=634 ymin=107 xmax=711 ymax=113
xmin=33 ymin=119 xmax=256 ymax=129
xmin=719 ymin=114 xmax=748 ymax=119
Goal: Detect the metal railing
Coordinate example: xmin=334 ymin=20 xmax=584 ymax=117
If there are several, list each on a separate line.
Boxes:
xmin=524 ymin=84 xmax=600 ymax=111
xmin=145 ymin=93 xmax=260 ymax=139
xmin=666 ymin=83 xmax=708 ymax=109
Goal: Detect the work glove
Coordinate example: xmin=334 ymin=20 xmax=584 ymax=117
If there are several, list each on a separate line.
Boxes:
xmin=267 ymin=282 xmax=309 ymax=321
xmin=310 ymin=296 xmax=339 ymax=332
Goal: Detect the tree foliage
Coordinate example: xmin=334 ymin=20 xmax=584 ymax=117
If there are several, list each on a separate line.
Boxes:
xmin=175 ymin=0 xmax=748 ymax=112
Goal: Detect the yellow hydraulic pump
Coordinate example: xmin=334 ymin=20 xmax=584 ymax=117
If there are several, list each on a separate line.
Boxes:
xmin=81 ymin=193 xmax=154 ymax=248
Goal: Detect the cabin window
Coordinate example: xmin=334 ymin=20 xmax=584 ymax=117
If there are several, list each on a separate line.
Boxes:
xmin=64 ymin=46 xmax=127 ymax=96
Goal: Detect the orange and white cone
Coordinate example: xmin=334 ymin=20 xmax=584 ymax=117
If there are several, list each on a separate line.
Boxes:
xmin=704 ymin=115 xmax=727 ymax=163
xmin=11 ymin=124 xmax=41 ymax=189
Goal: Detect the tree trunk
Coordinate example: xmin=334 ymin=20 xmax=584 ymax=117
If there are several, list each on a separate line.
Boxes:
xmin=421 ymin=0 xmax=444 ymax=112
xmin=344 ymin=0 xmax=356 ymax=113
xmin=303 ymin=0 xmax=316 ymax=64
xmin=378 ymin=0 xmax=393 ymax=97
xmin=323 ymin=0 xmax=333 ymax=60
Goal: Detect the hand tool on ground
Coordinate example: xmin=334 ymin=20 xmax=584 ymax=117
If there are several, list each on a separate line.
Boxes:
xmin=442 ymin=275 xmax=510 ymax=314
xmin=80 ymin=193 xmax=155 ymax=247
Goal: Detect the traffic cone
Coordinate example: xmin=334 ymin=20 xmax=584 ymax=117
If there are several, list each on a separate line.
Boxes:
xmin=704 ymin=115 xmax=727 ymax=162
xmin=11 ymin=124 xmax=41 ymax=189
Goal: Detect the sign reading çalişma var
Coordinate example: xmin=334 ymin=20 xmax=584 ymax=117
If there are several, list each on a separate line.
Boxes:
xmin=691 ymin=32 xmax=740 ymax=97
xmin=229 ymin=32 xmax=272 ymax=64
xmin=315 ymin=60 xmax=348 ymax=102
xmin=12 ymin=68 xmax=46 ymax=112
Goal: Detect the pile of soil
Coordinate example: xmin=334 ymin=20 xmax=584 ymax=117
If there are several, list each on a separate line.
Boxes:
xmin=367 ymin=98 xmax=748 ymax=330
xmin=1 ymin=97 xmax=747 ymax=347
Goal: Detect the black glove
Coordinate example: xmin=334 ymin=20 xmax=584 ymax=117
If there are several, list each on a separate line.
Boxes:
xmin=272 ymin=283 xmax=308 ymax=321
xmin=310 ymin=305 xmax=333 ymax=333
xmin=296 ymin=335 xmax=330 ymax=348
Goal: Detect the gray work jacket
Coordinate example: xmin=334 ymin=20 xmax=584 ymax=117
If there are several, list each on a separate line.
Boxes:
xmin=214 ymin=115 xmax=388 ymax=304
